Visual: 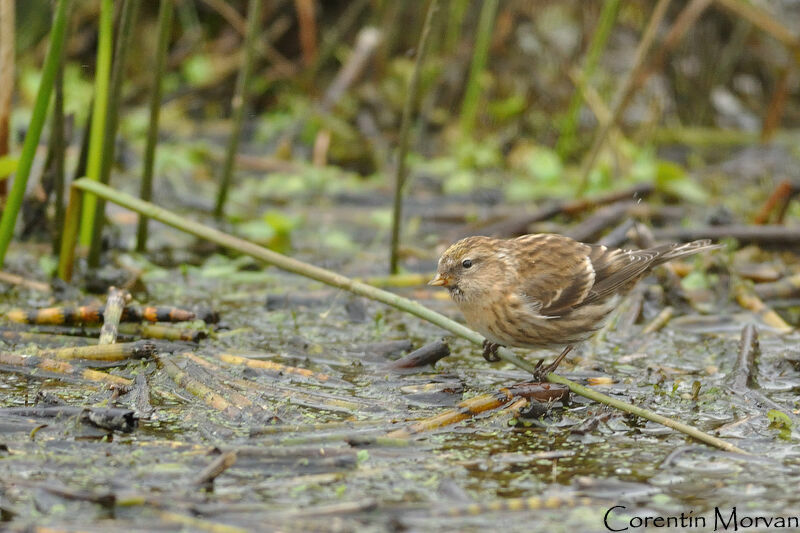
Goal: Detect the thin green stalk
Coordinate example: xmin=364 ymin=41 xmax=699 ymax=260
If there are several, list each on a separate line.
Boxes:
xmin=137 ymin=0 xmax=174 ymax=253
xmin=214 ymin=0 xmax=263 ymax=218
xmin=459 ymin=0 xmax=498 ymax=137
xmin=87 ymin=0 xmax=140 ymax=267
xmin=0 ymin=0 xmax=72 ymax=266
xmin=444 ymin=0 xmax=469 ymax=52
xmin=57 ymin=184 xmax=82 ymax=281
xmin=556 ymin=0 xmax=620 ymax=159
xmin=389 ymin=0 xmax=439 ymax=274
xmin=61 ymin=177 xmax=749 ymax=456
xmin=51 ymin=60 xmax=65 ymax=255
xmin=0 ymin=0 xmax=14 ymax=200
xmin=79 ymin=0 xmax=114 ymax=246
xmin=72 ymin=104 xmax=92 ymax=182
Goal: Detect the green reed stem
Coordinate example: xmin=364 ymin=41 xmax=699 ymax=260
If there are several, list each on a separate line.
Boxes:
xmin=50 ymin=59 xmax=66 ymax=255
xmin=60 ymin=177 xmax=749 ymax=455
xmin=87 ymin=0 xmax=140 ymax=267
xmin=137 ymin=0 xmax=174 ymax=253
xmin=389 ymin=0 xmax=439 ymax=274
xmin=214 ymin=0 xmax=263 ymax=219
xmin=444 ymin=0 xmax=469 ymax=52
xmin=79 ymin=0 xmax=114 ymax=246
xmin=57 ymin=183 xmax=82 ymax=281
xmin=459 ymin=0 xmax=498 ymax=137
xmin=0 ymin=0 xmax=71 ymax=266
xmin=0 ymin=0 xmax=14 ymax=200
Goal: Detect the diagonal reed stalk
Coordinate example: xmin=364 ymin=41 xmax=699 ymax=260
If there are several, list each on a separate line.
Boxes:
xmin=59 ymin=178 xmax=748 ymax=455
xmin=0 ymin=0 xmax=72 ymax=266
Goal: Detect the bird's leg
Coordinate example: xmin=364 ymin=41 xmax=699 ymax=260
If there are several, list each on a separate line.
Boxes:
xmin=482 ymin=340 xmax=502 ymax=362
xmin=532 ymin=345 xmax=574 ymax=381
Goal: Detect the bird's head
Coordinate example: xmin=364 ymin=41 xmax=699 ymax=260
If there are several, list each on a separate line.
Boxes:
xmin=429 ymin=236 xmax=506 ymax=303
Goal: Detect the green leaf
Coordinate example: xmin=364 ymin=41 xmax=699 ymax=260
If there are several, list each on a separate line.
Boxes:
xmin=321 ymin=229 xmax=357 ymax=253
xmin=655 ymin=161 xmax=709 ymax=203
xmin=680 ymin=270 xmax=709 ymax=291
xmin=236 ymin=211 xmax=298 ymax=252
xmin=767 ymin=409 xmax=793 ymax=440
xmin=767 ymin=409 xmax=792 ymax=429
xmin=369 ymin=209 xmax=393 ymax=231
xmin=488 ymin=94 xmax=526 ymax=122
xmin=442 ymin=170 xmax=476 ymax=195
xmin=38 ymin=254 xmax=57 ymax=277
xmin=524 ymin=146 xmax=562 ymax=182
xmin=182 ymin=54 xmax=215 ymax=85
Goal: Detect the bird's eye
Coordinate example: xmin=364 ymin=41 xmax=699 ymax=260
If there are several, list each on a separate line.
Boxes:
xmin=461 ymin=259 xmax=473 ymax=269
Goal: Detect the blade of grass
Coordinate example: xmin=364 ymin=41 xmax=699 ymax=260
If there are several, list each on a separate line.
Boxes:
xmin=136 ymin=0 xmax=174 ymax=253
xmin=57 ymin=184 xmax=82 ymax=281
xmin=0 ymin=0 xmax=72 ymax=266
xmin=61 ymin=178 xmax=749 ymax=455
xmin=444 ymin=0 xmax=469 ymax=52
xmin=389 ymin=0 xmax=440 ymax=274
xmin=50 ymin=57 xmax=66 ymax=254
xmin=214 ymin=0 xmax=263 ymax=219
xmin=72 ymin=104 xmax=92 ymax=183
xmin=459 ymin=0 xmax=498 ymax=137
xmin=87 ymin=0 xmax=140 ymax=267
xmin=79 ymin=0 xmax=114 ymax=246
xmin=0 ymin=0 xmax=14 ymax=200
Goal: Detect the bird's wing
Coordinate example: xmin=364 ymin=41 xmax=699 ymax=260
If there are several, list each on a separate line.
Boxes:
xmin=516 ymin=236 xmax=718 ymax=315
xmin=582 ymin=240 xmax=720 ymax=305
xmin=513 ymin=234 xmax=597 ymax=317
xmin=580 ymin=244 xmax=663 ymax=305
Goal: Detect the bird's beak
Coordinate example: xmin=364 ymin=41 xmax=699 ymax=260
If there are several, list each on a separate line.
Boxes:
xmin=428 ymin=273 xmax=449 ymax=287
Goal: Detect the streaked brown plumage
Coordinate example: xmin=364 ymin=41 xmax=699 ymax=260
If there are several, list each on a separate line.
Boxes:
xmin=429 ymin=233 xmax=721 ymax=376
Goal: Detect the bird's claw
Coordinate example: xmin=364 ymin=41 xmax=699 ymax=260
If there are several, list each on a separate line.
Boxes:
xmin=482 ymin=340 xmax=502 ymax=362
xmin=531 ymin=345 xmax=574 ymax=382
xmin=531 ymin=361 xmax=556 ymax=382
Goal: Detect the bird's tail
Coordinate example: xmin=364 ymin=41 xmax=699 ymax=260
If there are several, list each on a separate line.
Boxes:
xmin=651 ymin=239 xmax=724 ymax=265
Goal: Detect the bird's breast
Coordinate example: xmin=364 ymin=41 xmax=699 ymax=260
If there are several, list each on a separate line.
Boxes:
xmin=455 ymin=291 xmax=619 ymax=349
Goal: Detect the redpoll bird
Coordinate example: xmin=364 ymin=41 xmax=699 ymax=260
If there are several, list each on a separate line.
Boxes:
xmin=429 ymin=233 xmax=721 ymax=378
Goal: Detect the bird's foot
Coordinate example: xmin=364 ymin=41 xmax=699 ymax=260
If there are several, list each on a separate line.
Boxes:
xmin=531 ymin=345 xmax=574 ymax=381
xmin=531 ymin=361 xmax=556 ymax=382
xmin=482 ymin=340 xmax=502 ymax=362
